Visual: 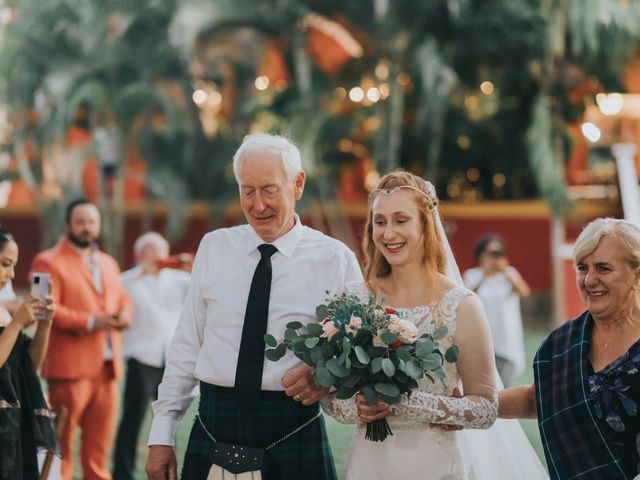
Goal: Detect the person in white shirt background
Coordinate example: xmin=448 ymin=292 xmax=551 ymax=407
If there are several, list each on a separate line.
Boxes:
xmin=463 ymin=234 xmax=530 ymax=387
xmin=113 ymin=232 xmax=191 ymax=480
xmin=145 ymin=133 xmax=363 ymax=480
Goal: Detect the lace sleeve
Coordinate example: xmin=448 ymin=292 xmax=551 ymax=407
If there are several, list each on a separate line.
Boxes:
xmin=391 ymin=292 xmax=499 ymax=429
xmin=391 ymin=390 xmax=498 ymax=429
xmin=320 ymin=393 xmax=360 ymax=425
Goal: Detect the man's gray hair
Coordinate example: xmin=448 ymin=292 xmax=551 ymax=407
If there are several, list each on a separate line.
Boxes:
xmin=573 ymin=217 xmax=640 ymax=270
xmin=232 ymin=133 xmax=302 ymax=182
xmin=134 ymin=231 xmax=169 ymax=254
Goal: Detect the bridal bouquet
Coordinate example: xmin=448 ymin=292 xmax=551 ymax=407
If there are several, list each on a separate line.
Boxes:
xmin=264 ymin=292 xmax=459 ymax=441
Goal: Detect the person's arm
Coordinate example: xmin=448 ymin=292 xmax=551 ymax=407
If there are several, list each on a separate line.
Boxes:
xmin=0 ymin=298 xmax=38 ymax=367
xmin=320 ymin=393 xmax=360 ymax=424
xmin=148 ymin=237 xmax=209 ymax=447
xmin=28 ymin=296 xmax=55 ymax=370
xmin=498 ymin=384 xmax=537 ymax=419
xmin=359 ymin=295 xmax=499 ymax=429
xmin=504 ymin=267 xmax=530 ymax=298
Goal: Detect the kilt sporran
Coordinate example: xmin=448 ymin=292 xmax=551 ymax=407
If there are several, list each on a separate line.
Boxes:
xmin=196 ymin=411 xmax=321 ymax=480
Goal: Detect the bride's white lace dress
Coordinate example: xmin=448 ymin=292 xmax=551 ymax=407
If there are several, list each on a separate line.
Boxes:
xmin=321 ymin=282 xmax=498 ymax=479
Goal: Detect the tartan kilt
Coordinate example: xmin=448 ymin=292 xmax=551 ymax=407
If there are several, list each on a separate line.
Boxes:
xmin=182 ymin=382 xmax=337 ymax=480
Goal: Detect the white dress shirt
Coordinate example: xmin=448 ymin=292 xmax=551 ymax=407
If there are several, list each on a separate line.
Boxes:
xmin=121 ymin=266 xmax=191 ymax=368
xmin=148 ymin=217 xmax=363 ymax=446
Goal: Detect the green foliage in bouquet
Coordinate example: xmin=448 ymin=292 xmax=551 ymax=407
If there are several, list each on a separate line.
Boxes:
xmin=264 ymin=292 xmax=459 ymax=441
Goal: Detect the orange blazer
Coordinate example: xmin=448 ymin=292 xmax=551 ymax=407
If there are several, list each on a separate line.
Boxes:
xmin=31 ymin=237 xmax=132 ymax=380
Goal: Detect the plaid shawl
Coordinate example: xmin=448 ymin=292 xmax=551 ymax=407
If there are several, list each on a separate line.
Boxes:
xmin=534 ymin=311 xmax=637 ymax=479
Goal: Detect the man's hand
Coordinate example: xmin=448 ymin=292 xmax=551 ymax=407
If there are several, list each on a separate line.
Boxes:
xmin=282 ymin=364 xmax=329 ymax=406
xmin=146 ymin=445 xmax=177 ymax=480
xmin=110 ymin=309 xmax=131 ymax=330
xmin=93 ymin=314 xmax=116 ymax=330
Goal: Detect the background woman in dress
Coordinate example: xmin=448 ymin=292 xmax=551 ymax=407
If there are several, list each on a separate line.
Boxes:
xmin=500 ymin=218 xmax=640 ymax=479
xmin=463 ymin=234 xmax=530 ymax=386
xmin=0 ymin=228 xmax=58 ymax=479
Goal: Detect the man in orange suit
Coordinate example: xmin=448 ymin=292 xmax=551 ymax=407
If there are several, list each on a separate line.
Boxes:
xmin=31 ymin=198 xmax=132 ymax=480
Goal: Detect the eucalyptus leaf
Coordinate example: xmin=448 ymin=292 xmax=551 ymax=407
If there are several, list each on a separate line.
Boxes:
xmin=291 ymin=338 xmax=307 ymax=354
xmin=433 ymin=326 xmax=448 ymax=341
xmin=263 ymin=334 xmax=277 ymax=348
xmin=336 ymin=386 xmax=359 ymax=400
xmin=305 ymin=337 xmax=320 ymax=348
xmin=363 ymin=386 xmax=378 ymax=404
xmin=342 ymin=373 xmax=361 ymax=388
xmin=284 ymin=328 xmax=298 ymax=341
xmin=406 ymin=360 xmax=423 ymax=379
xmin=380 ymin=332 xmax=397 ymax=345
xmin=371 ymin=357 xmax=383 ymax=374
xmin=422 ymin=353 xmax=443 ymax=370
xmin=326 ymin=358 xmax=350 ymax=378
xmin=316 ymin=305 xmax=329 ymax=322
xmin=382 ymin=394 xmax=401 ymax=405
xmin=382 ymin=358 xmax=396 ymax=377
xmin=395 ymin=347 xmax=412 ymax=362
xmin=445 ymin=345 xmax=460 ymax=363
xmin=286 ymin=321 xmax=303 ymax=330
xmin=315 ymin=366 xmax=335 ymax=387
xmin=265 ymin=345 xmax=286 ymax=362
xmin=307 ymin=323 xmax=324 ymax=336
xmin=374 ymin=383 xmax=400 ymax=397
xmin=310 ymin=347 xmax=324 ymax=365
xmin=354 ymin=345 xmax=370 ymax=364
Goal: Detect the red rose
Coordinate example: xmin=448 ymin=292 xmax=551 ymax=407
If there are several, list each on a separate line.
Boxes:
xmin=384 ymin=307 xmax=396 ymax=315
xmin=389 ymin=339 xmax=402 ymax=349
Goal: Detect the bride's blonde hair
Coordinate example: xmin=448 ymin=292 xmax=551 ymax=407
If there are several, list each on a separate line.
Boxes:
xmin=363 ymin=170 xmax=447 ymax=286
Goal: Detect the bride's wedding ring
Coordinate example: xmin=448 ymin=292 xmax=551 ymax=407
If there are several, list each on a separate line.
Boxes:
xmin=294 ymin=393 xmax=302 ymax=402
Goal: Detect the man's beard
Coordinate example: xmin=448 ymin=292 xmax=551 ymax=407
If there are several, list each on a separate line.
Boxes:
xmin=67 ymin=231 xmax=96 ymax=249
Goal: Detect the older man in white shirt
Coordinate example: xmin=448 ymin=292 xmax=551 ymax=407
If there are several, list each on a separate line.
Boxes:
xmin=113 ymin=232 xmax=190 ymax=480
xmin=145 ymin=133 xmax=363 ymax=480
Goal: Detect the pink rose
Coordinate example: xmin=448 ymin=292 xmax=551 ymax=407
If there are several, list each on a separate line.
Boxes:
xmin=388 ymin=316 xmax=420 ymax=344
xmin=321 ymin=320 xmax=339 ymax=340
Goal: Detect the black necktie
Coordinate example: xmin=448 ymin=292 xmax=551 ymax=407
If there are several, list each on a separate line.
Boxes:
xmin=233 ymin=243 xmax=278 ymax=411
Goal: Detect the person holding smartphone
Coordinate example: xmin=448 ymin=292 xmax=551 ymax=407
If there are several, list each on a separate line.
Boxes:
xmin=463 ymin=234 xmax=530 ymax=387
xmin=0 ymin=228 xmax=60 ymax=479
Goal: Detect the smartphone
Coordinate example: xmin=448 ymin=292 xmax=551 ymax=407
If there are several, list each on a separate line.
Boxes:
xmin=31 ymin=272 xmax=52 ymax=299
xmin=31 ymin=273 xmax=51 ymax=320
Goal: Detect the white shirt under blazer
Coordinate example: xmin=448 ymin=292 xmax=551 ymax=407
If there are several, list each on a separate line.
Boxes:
xmin=149 ymin=217 xmax=364 ymax=446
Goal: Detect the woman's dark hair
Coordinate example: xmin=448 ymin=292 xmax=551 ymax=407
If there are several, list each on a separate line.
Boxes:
xmin=473 ymin=233 xmax=506 ymax=262
xmin=0 ymin=228 xmax=15 ymax=252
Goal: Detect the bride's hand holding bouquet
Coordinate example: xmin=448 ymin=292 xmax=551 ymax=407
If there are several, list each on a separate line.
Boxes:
xmin=264 ymin=292 xmax=459 ymax=441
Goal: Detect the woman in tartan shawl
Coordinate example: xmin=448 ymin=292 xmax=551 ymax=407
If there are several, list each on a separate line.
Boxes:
xmin=0 ymin=228 xmax=59 ymax=479
xmin=499 ymin=218 xmax=640 ymax=480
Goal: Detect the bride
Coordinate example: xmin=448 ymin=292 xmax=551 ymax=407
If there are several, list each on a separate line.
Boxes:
xmin=321 ymin=170 xmax=548 ymax=479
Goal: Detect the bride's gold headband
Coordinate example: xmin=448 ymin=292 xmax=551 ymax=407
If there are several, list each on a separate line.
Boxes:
xmin=368 ymin=184 xmax=438 ymax=213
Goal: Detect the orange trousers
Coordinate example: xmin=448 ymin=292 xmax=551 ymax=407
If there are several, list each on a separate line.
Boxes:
xmin=48 ymin=363 xmax=119 ymax=480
